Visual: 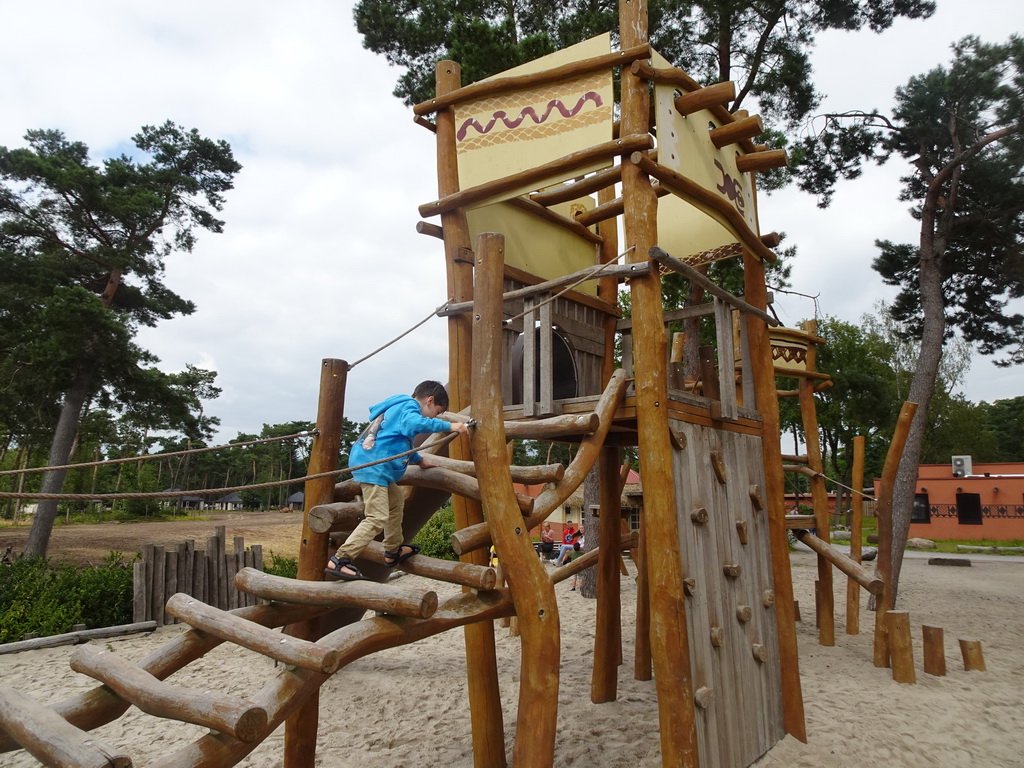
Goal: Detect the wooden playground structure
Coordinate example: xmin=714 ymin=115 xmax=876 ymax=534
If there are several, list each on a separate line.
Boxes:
xmin=0 ymin=2 xmax=933 ymax=767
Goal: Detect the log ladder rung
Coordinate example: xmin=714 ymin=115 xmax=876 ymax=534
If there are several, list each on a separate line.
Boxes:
xmin=164 ymin=593 xmax=341 ymax=673
xmin=69 ymin=645 xmax=267 ymax=743
xmin=0 ymin=685 xmax=132 ymax=768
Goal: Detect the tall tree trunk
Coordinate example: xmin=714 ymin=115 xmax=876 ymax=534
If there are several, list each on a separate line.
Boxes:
xmin=24 ymin=365 xmax=95 ymax=558
xmin=886 ymin=193 xmax=948 ymax=605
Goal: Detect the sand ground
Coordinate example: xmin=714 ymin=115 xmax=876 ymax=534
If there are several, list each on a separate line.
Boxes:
xmin=1 ymin=550 xmax=1022 ymax=767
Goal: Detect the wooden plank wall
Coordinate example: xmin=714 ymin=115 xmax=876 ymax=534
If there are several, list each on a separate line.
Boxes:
xmin=131 ymin=525 xmax=265 ymax=625
xmin=672 ymin=419 xmax=784 ymax=768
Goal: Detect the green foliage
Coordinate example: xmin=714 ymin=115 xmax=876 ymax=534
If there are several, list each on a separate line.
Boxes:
xmin=0 ymin=552 xmax=136 ymax=644
xmin=263 ymin=552 xmax=298 ymax=579
xmin=977 ymin=396 xmax=1024 ymax=461
xmin=796 ymin=36 xmax=1024 ymax=365
xmin=412 ymin=502 xmax=458 ymax=560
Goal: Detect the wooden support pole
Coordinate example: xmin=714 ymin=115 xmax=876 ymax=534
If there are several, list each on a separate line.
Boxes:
xmin=284 ymin=357 xmax=348 ymax=768
xmin=922 ymin=625 xmax=946 ymax=676
xmin=620 ymin=2 xmax=699 ymax=765
xmin=959 ymin=638 xmax=986 ymax=671
xmin=873 ymin=402 xmax=918 ymax=668
xmin=434 ymin=60 xmax=507 ymax=768
xmin=744 ymin=231 xmax=807 ymax=742
xmin=634 ymin=518 xmax=652 ymax=680
xmin=472 ymin=232 xmax=560 ymax=768
xmin=886 ymin=611 xmax=916 ymax=684
xmin=797 ymin=330 xmax=834 ymax=646
xmin=593 ymin=444 xmax=623 ymax=703
xmin=846 ymin=435 xmax=866 ymax=635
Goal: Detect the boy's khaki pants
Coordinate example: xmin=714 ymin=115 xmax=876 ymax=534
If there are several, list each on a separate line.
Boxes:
xmin=336 ymin=483 xmax=405 ymax=560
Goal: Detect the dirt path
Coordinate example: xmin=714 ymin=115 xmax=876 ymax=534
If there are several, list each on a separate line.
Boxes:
xmin=0 ymin=510 xmax=304 ymax=566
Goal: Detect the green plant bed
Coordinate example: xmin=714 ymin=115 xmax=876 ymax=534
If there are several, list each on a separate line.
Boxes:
xmin=0 ymin=552 xmax=137 ymax=644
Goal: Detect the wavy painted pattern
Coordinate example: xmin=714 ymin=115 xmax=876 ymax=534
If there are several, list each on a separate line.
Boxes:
xmin=457 ymin=92 xmax=604 ymax=142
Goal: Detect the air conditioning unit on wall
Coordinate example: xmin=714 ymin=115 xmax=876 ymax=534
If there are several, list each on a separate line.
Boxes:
xmin=952 ymin=455 xmax=973 ymax=478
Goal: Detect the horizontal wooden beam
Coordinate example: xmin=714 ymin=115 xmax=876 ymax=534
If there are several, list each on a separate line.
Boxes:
xmin=413 ymin=44 xmax=651 ymax=117
xmin=438 ymin=262 xmax=651 ymax=316
xmin=792 ymin=529 xmax=884 ymax=595
xmin=419 ymin=134 xmax=653 ymax=218
xmin=633 ymin=153 xmax=778 ymax=264
xmin=649 ymin=246 xmax=778 ymax=325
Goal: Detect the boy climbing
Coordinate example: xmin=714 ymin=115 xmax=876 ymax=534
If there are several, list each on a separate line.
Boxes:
xmin=325 ymin=380 xmax=468 ymax=581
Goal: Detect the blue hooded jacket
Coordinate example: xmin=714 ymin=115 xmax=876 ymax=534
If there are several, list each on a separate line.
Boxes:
xmin=349 ymin=394 xmax=453 ymax=486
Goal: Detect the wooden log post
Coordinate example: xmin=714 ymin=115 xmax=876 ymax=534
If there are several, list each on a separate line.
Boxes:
xmin=283 ymin=357 xmax=348 ymax=768
xmin=634 ymin=518 xmax=653 ymax=681
xmin=886 ymin=611 xmax=916 ymax=684
xmin=873 ymin=402 xmax=918 ymax=668
xmin=620 ymin=1 xmax=699 ymax=765
xmin=593 ymin=443 xmax=623 ymax=703
xmin=959 ymin=638 xmax=986 ymax=671
xmin=434 ymin=59 xmax=507 ymax=768
xmin=922 ymin=625 xmax=946 ymax=676
xmin=846 ymin=435 xmax=866 ymax=635
xmin=744 ymin=219 xmax=806 ymax=741
xmin=471 ymin=232 xmax=560 ymax=768
xmin=798 ymin=324 xmax=834 ymax=646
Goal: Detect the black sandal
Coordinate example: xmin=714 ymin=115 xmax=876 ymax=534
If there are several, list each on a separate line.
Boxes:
xmin=383 ymin=544 xmax=420 ymax=568
xmin=324 ymin=555 xmax=365 ymax=582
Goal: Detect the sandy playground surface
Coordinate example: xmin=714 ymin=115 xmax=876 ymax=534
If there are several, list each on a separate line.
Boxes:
xmin=1 ymin=550 xmax=1022 ymax=767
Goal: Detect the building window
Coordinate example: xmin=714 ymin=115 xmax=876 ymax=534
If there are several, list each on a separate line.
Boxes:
xmin=912 ymin=493 xmax=931 ymax=523
xmin=628 ymin=507 xmax=641 ymax=532
xmin=956 ymin=493 xmax=983 ymax=525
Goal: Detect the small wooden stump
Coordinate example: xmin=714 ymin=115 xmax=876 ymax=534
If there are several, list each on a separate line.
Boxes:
xmin=736 ymin=605 xmax=752 ymax=623
xmin=793 ymin=600 xmax=801 ymax=623
xmin=886 ymin=611 xmax=915 ymax=684
xmin=959 ymin=638 xmax=986 ymax=671
xmin=922 ymin=625 xmax=946 ymax=676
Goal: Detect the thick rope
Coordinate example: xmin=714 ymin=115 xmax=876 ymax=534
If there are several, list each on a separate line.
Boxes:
xmin=797 ymin=469 xmax=877 ymax=503
xmin=0 ymin=431 xmax=316 ymax=478
xmin=347 ymin=300 xmax=452 ymax=370
xmin=0 ymin=431 xmax=463 ymax=502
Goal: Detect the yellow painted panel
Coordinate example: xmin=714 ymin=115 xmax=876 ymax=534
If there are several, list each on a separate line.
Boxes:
xmin=455 ymin=34 xmax=614 ymax=205
xmin=652 ymin=50 xmax=760 ymax=264
xmin=466 ymin=195 xmax=599 ymax=296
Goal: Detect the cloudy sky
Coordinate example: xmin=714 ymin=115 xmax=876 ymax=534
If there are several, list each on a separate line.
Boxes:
xmin=3 ymin=0 xmax=1021 ymax=444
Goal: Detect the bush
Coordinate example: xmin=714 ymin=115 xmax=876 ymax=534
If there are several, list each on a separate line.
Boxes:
xmin=0 ymin=552 xmax=136 ymax=644
xmin=264 ymin=552 xmax=298 ymax=579
xmin=412 ymin=503 xmax=458 ymax=561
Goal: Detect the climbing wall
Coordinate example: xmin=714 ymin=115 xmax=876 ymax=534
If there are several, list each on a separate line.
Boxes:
xmin=671 ymin=415 xmax=784 ymax=768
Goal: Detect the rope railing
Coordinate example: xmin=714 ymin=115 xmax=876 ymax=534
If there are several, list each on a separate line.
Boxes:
xmin=0 ymin=431 xmax=317 ymax=478
xmin=0 ymin=430 xmax=464 ymax=502
xmin=347 ymin=300 xmax=452 ymax=370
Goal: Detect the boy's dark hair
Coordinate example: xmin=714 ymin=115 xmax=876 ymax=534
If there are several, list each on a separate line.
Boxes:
xmin=413 ymin=380 xmax=449 ymax=408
